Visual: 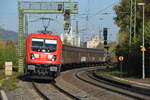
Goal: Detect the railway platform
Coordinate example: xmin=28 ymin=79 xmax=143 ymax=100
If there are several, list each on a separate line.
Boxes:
xmin=111 ymin=76 xmax=150 ymax=88
xmin=94 ymin=73 xmax=150 ymax=94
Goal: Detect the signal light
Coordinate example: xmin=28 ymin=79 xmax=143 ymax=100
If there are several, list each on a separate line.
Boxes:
xmin=58 ymin=4 xmax=62 ymax=11
xmin=74 ymin=4 xmax=77 ymax=9
xmin=103 ymin=28 xmax=108 ymax=41
xmin=64 ymin=9 xmax=70 ymax=20
xmin=64 ymin=9 xmax=70 ymax=15
xmin=64 ymin=23 xmax=69 ymax=30
xmin=64 ymin=9 xmax=70 ymax=31
xmin=104 ymin=40 xmax=107 ymax=45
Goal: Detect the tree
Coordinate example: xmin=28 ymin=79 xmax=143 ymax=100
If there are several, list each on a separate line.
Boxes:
xmin=113 ymin=0 xmax=150 ymax=77
xmin=0 ymin=40 xmax=18 ymax=67
xmin=96 ymin=42 xmax=103 ymax=48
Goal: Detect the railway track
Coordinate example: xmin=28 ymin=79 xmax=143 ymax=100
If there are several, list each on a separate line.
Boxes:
xmin=75 ymin=69 xmax=150 ymax=100
xmin=58 ymin=67 xmax=132 ymax=100
xmin=51 ymin=82 xmax=81 ymax=100
xmin=31 ymin=81 xmax=81 ymax=100
xmin=32 ymin=82 xmax=49 ymax=100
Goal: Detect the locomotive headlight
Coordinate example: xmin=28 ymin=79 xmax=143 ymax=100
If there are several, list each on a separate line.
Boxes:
xmin=52 ymin=55 xmax=56 ymax=61
xmin=48 ymin=55 xmax=56 ymax=61
xmin=30 ymin=54 xmax=35 ymax=60
xmin=34 ymin=54 xmax=39 ymax=58
xmin=48 ymin=55 xmax=53 ymax=59
xmin=30 ymin=53 xmax=39 ymax=60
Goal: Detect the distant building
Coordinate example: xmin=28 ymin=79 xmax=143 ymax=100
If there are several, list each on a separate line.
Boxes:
xmin=61 ymin=26 xmax=80 ymax=47
xmin=84 ymin=35 xmax=103 ymax=48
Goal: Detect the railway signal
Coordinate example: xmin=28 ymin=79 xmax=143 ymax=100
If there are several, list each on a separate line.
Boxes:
xmin=57 ymin=4 xmax=63 ymax=11
xmin=103 ymin=28 xmax=108 ymax=46
xmin=118 ymin=56 xmax=124 ymax=62
xmin=104 ymin=40 xmax=107 ymax=45
xmin=118 ymin=56 xmax=124 ymax=77
xmin=103 ymin=28 xmax=108 ymax=41
xmin=140 ymin=46 xmax=146 ymax=52
xmin=64 ymin=9 xmax=71 ymax=32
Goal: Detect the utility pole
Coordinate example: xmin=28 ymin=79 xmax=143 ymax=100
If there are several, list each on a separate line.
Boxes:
xmin=138 ymin=3 xmax=145 ymax=79
xmin=129 ymin=0 xmax=133 ymax=45
xmin=76 ymin=20 xmax=79 ymax=34
xmin=134 ymin=0 xmax=137 ymax=39
xmin=25 ymin=15 xmax=28 ymax=38
xmin=130 ymin=0 xmax=137 ymax=45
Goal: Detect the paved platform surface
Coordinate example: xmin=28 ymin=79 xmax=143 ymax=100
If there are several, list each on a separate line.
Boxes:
xmin=111 ymin=76 xmax=150 ymax=88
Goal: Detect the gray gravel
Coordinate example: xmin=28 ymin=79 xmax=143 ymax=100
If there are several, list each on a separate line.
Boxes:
xmin=34 ymin=82 xmax=72 ymax=100
xmin=57 ymin=67 xmax=135 ymax=100
xmin=6 ymin=81 xmax=42 ymax=100
xmin=6 ymin=80 xmax=72 ymax=100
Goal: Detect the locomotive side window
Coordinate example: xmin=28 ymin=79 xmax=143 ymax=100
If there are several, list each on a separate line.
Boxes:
xmin=31 ymin=38 xmax=57 ymax=53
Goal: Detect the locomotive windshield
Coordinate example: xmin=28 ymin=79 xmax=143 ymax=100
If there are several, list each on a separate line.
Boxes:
xmin=32 ymin=38 xmax=57 ymax=53
xmin=32 ymin=38 xmax=44 ymax=47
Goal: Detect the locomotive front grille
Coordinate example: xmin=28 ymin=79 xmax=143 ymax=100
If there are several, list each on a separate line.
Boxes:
xmin=27 ymin=64 xmax=59 ymax=76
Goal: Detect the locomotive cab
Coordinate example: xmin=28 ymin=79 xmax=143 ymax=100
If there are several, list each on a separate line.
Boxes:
xmin=25 ymin=33 xmax=62 ymax=79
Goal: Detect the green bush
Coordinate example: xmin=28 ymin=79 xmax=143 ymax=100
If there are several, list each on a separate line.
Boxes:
xmin=0 ymin=40 xmax=18 ymax=68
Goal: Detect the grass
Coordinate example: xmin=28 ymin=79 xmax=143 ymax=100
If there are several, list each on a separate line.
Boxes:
xmin=95 ymin=67 xmax=124 ymax=77
xmin=0 ymin=70 xmax=21 ymax=91
xmin=95 ymin=67 xmax=129 ymax=83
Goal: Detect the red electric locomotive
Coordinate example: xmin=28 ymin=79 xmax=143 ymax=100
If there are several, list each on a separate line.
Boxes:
xmin=25 ymin=33 xmax=62 ymax=79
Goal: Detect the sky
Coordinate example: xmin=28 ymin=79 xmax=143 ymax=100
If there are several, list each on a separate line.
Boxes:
xmin=0 ymin=0 xmax=120 ymax=42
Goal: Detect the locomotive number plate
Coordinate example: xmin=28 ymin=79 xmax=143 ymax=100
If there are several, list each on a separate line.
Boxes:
xmin=28 ymin=65 xmax=35 ymax=70
xmin=50 ymin=67 xmax=57 ymax=71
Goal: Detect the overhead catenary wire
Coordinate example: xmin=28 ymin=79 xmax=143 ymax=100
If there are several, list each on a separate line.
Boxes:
xmin=92 ymin=1 xmax=118 ymax=17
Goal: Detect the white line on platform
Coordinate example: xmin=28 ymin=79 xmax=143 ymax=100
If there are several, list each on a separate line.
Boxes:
xmin=112 ymin=76 xmax=150 ymax=87
xmin=1 ymin=90 xmax=8 ymax=100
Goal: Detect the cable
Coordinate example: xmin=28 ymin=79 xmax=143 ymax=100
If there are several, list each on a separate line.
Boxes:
xmin=74 ymin=1 xmax=118 ymax=20
xmin=94 ymin=2 xmax=118 ymax=16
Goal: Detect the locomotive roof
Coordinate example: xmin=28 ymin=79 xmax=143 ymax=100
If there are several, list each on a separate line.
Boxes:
xmin=28 ymin=33 xmax=61 ymax=39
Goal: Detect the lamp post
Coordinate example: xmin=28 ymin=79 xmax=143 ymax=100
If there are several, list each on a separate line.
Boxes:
xmin=137 ymin=3 xmax=145 ymax=79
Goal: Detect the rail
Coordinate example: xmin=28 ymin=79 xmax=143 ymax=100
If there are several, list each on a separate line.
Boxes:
xmin=75 ymin=69 xmax=150 ymax=100
xmin=32 ymin=81 xmax=81 ymax=100
xmin=51 ymin=81 xmax=81 ymax=100
xmin=32 ymin=82 xmax=49 ymax=100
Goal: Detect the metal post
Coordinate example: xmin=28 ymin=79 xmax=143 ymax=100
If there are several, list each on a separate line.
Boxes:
xmin=18 ymin=11 xmax=25 ymax=73
xmin=25 ymin=15 xmax=28 ymax=38
xmin=76 ymin=20 xmax=79 ymax=34
xmin=142 ymin=4 xmax=145 ymax=79
xmin=138 ymin=3 xmax=145 ymax=79
xmin=120 ymin=61 xmax=123 ymax=77
xmin=134 ymin=0 xmax=136 ymax=39
xmin=129 ymin=0 xmax=133 ymax=45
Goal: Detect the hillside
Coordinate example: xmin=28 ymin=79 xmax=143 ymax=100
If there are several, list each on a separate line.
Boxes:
xmin=0 ymin=28 xmax=18 ymax=42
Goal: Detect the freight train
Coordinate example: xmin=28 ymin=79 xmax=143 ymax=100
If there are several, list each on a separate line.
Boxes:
xmin=25 ymin=33 xmax=106 ymax=79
